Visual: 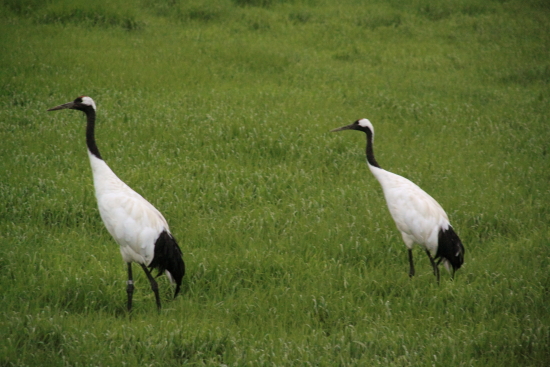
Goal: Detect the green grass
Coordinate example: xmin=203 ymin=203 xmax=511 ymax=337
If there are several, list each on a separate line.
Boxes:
xmin=1 ymin=0 xmax=549 ymax=365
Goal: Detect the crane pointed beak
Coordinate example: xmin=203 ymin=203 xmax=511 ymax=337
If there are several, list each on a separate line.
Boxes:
xmin=330 ymin=124 xmax=354 ymax=132
xmin=47 ymin=101 xmax=75 ymax=111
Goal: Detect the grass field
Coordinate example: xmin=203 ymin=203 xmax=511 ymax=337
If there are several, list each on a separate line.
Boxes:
xmin=1 ymin=0 xmax=549 ymax=365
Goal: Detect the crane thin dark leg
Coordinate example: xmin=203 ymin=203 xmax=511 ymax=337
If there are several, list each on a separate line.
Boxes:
xmin=127 ymin=263 xmax=134 ymax=312
xmin=408 ymin=249 xmax=415 ymax=277
xmin=140 ymin=264 xmax=161 ymax=311
xmin=425 ymin=250 xmax=440 ymax=284
xmin=436 ymin=258 xmax=452 ymax=280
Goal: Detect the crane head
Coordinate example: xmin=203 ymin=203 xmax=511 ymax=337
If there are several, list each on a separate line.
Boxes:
xmin=48 ymin=96 xmax=96 ymax=112
xmin=331 ymin=118 xmax=373 ymax=134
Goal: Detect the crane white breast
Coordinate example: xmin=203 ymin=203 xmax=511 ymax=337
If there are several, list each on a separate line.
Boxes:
xmin=89 ymin=154 xmax=169 ymax=265
xmin=371 ymin=166 xmax=449 ymax=252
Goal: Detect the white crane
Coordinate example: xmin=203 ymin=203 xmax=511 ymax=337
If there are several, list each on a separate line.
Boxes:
xmin=331 ymin=119 xmax=464 ymax=282
xmin=48 ymin=96 xmax=185 ymax=311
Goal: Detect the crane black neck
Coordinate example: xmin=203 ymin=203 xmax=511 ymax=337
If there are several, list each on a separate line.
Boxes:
xmin=83 ymin=106 xmax=102 ymax=160
xmin=365 ymin=128 xmax=380 ymax=168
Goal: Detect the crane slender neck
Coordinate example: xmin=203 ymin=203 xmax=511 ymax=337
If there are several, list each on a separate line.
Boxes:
xmin=83 ymin=107 xmax=102 ymax=160
xmin=365 ymin=128 xmax=380 ymax=168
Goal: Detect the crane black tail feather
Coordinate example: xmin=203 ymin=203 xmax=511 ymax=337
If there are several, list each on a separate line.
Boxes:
xmin=436 ymin=225 xmax=465 ymax=272
xmin=149 ymin=230 xmax=185 ymax=298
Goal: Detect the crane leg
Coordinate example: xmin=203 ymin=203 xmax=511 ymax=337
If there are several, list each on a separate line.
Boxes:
xmin=127 ymin=263 xmax=135 ymax=312
xmin=436 ymin=258 xmax=453 ymax=280
xmin=425 ymin=250 xmax=440 ymax=284
xmin=140 ymin=264 xmax=161 ymax=311
xmin=408 ymin=249 xmax=415 ymax=277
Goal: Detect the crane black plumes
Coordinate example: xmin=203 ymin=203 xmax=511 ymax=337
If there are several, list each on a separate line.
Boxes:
xmin=48 ymin=96 xmax=185 ymax=311
xmin=332 ymin=118 xmax=464 ymax=282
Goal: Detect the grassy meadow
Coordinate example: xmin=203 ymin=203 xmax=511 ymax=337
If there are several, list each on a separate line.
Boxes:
xmin=1 ymin=0 xmax=549 ymax=365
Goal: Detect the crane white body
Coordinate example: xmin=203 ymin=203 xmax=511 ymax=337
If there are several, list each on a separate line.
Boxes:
xmin=369 ymin=163 xmax=452 ymax=271
xmin=89 ymin=152 xmax=168 ymax=266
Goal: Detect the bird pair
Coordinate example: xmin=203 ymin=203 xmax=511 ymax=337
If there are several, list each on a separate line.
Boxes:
xmin=48 ymin=97 xmax=464 ymax=312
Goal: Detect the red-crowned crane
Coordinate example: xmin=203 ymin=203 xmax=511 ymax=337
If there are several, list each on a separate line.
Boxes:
xmin=48 ymin=96 xmax=185 ymax=311
xmin=331 ymin=118 xmax=464 ymax=282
